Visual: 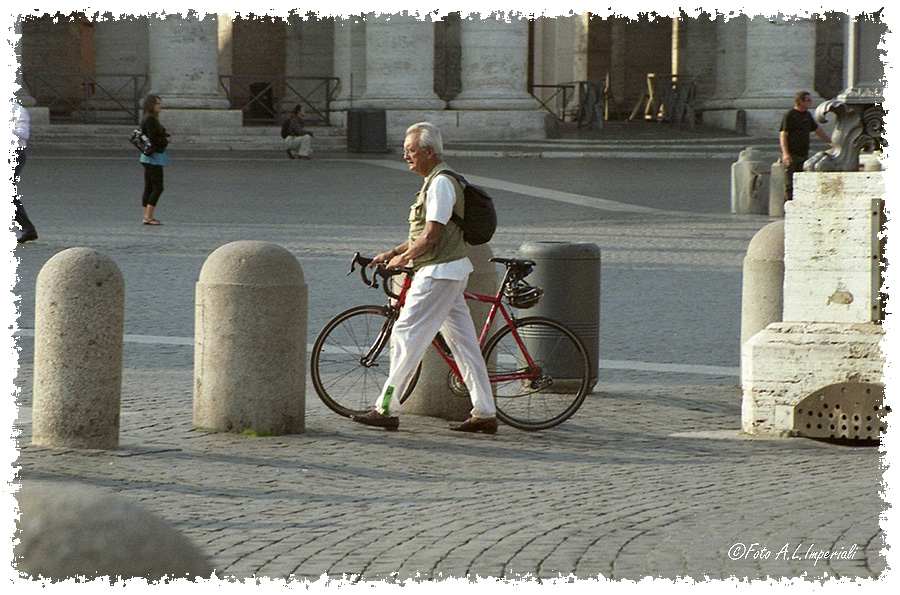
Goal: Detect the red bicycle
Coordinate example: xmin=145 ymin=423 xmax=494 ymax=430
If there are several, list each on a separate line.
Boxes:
xmin=310 ymin=253 xmax=591 ymax=430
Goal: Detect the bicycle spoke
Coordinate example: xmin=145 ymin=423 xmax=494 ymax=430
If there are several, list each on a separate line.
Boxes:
xmin=484 ymin=317 xmax=591 ymax=430
xmin=311 ymin=306 xmax=392 ymax=417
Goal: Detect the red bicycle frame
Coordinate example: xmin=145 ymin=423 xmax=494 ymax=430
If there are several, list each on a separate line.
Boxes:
xmin=389 ymin=271 xmax=542 ymax=386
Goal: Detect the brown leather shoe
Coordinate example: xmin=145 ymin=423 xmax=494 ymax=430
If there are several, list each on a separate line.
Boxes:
xmin=350 ymin=410 xmax=399 ymax=431
xmin=449 ymin=416 xmax=498 ymax=434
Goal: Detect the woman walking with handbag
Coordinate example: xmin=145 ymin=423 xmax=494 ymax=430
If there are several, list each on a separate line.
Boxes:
xmin=139 ymin=94 xmax=171 ymax=225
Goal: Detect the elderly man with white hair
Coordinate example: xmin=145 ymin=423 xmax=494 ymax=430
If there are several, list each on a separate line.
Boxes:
xmin=350 ymin=122 xmax=498 ymax=434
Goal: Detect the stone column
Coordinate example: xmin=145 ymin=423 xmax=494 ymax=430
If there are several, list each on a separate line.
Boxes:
xmin=703 ymin=16 xmax=822 ymax=136
xmin=284 ymin=16 xmax=335 ymax=117
xmin=356 ymin=13 xmax=444 ymax=110
xmin=331 ymin=16 xmax=367 ymax=112
xmin=12 ymin=17 xmax=48 ymax=125
xmin=845 ymin=16 xmax=886 ymax=91
xmin=91 ymin=19 xmax=149 ymax=114
xmin=530 ymin=15 xmax=578 ymax=118
xmin=449 ymin=16 xmax=538 ymax=110
xmin=147 ymin=13 xmax=239 ymax=131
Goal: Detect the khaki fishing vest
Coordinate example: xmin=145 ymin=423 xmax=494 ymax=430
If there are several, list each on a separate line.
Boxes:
xmin=407 ymin=163 xmax=467 ymax=270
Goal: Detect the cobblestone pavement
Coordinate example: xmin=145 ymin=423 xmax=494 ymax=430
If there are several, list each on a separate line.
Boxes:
xmin=5 ymin=141 xmax=891 ymax=589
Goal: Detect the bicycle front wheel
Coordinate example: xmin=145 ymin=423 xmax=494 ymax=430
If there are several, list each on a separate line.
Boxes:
xmin=483 ymin=316 xmax=591 ymax=430
xmin=310 ymin=305 xmax=419 ymax=418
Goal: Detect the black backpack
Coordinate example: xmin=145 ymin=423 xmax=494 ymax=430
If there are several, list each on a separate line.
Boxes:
xmin=437 ymin=170 xmax=497 ymax=245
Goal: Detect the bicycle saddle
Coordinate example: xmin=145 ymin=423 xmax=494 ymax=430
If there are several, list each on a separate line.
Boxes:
xmin=490 ymin=257 xmax=536 ymax=268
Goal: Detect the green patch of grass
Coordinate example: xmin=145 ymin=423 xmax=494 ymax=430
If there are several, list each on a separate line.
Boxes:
xmin=241 ymin=429 xmax=278 ymax=437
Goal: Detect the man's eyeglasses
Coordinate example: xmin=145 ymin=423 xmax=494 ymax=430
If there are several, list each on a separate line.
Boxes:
xmin=403 ymin=147 xmax=421 ymax=156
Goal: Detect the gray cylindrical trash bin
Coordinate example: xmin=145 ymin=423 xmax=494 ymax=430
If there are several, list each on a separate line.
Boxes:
xmin=518 ymin=241 xmax=600 ymax=388
xmin=347 ymin=108 xmax=387 ymax=153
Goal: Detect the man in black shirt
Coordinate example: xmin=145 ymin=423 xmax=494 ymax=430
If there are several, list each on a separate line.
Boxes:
xmin=779 ymin=91 xmax=833 ymax=200
xmin=281 ymin=104 xmax=314 ymax=159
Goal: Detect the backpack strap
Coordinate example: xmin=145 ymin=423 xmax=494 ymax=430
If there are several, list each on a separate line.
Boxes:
xmin=434 ymin=170 xmax=466 ymax=230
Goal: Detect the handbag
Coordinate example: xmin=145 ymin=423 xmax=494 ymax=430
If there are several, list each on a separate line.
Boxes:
xmin=129 ymin=129 xmax=154 ymax=156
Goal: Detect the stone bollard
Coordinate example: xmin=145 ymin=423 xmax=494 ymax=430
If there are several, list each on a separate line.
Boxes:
xmin=15 ymin=481 xmax=214 ymax=582
xmin=740 ymin=220 xmax=784 ymax=348
xmin=33 ymin=247 xmax=124 ymax=449
xmin=194 ymin=241 xmax=307 ymax=435
xmin=730 ymin=147 xmax=770 ymax=215
xmin=401 ymin=244 xmax=497 ymax=421
xmin=769 ymin=160 xmax=786 ymax=217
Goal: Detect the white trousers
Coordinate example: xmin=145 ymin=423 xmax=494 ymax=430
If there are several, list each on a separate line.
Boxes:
xmin=375 ymin=275 xmax=496 ymax=419
xmin=284 ymin=134 xmax=312 ymax=157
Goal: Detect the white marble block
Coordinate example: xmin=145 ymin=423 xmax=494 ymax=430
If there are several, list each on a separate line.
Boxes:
xmin=783 ymin=172 xmax=884 ymax=324
xmin=741 ymin=171 xmax=886 ymax=438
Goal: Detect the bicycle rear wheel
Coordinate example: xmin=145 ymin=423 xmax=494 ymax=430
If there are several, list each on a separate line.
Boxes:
xmin=310 ymin=305 xmax=419 ymax=418
xmin=483 ymin=316 xmax=591 ymax=430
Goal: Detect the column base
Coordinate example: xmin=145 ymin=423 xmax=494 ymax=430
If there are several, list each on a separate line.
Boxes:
xmin=351 ymin=97 xmax=446 ymax=111
xmin=449 ymin=95 xmax=541 ymax=111
xmin=23 ymin=107 xmax=51 ymax=127
xmin=159 ymin=109 xmax=244 ymax=134
xmin=366 ymin=109 xmax=552 ymax=144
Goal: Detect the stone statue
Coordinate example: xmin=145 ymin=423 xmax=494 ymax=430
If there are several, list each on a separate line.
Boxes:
xmin=804 ymin=89 xmax=884 ymax=173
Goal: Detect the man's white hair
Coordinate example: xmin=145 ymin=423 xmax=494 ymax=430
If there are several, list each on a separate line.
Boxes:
xmin=406 ymin=121 xmax=444 ymax=158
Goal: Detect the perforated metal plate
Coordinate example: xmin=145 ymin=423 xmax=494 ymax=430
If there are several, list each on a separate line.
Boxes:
xmin=793 ymin=382 xmax=888 ymax=441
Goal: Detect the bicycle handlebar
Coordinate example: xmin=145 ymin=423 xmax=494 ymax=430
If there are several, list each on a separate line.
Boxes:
xmin=347 ymin=252 xmax=538 ymax=300
xmin=347 ymin=252 xmax=414 ymax=300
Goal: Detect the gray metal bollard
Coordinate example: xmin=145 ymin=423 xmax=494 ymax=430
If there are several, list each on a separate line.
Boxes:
xmin=194 ymin=241 xmax=307 ymax=435
xmin=730 ymin=147 xmax=770 ymax=215
xmin=33 ymin=247 xmax=124 ymax=449
xmin=518 ymin=241 xmax=600 ymax=388
xmin=402 ymin=244 xmax=497 ymax=421
xmin=740 ymin=220 xmax=784 ymax=348
xmin=15 ymin=481 xmax=213 ymax=581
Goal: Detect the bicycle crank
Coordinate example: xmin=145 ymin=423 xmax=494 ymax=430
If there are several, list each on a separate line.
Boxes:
xmin=448 ymin=371 xmax=470 ymax=397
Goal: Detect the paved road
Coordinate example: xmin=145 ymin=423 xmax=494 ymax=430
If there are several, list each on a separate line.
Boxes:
xmin=6 ymin=142 xmax=890 ymax=587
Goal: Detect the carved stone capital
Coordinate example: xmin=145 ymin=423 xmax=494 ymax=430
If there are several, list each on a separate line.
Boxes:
xmin=804 ymin=87 xmax=884 ymax=172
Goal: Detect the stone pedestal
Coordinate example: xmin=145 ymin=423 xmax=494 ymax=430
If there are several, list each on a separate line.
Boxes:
xmin=741 ymin=172 xmax=886 ymax=438
xmin=783 ymin=173 xmax=883 ymax=323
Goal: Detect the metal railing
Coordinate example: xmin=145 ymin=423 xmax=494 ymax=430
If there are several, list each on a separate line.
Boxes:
xmin=531 ymin=80 xmax=606 ymax=129
xmin=531 ymin=83 xmax=576 ymax=121
xmin=629 ymin=74 xmax=698 ymax=130
xmin=219 ymin=75 xmax=341 ymax=125
xmin=21 ymin=72 xmax=150 ymax=124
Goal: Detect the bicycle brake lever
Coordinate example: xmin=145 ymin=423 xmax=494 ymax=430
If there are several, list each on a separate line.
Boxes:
xmin=348 ymin=252 xmax=380 ymax=289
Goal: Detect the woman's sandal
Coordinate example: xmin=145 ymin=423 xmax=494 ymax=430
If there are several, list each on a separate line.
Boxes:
xmin=143 ymin=218 xmax=163 ymax=226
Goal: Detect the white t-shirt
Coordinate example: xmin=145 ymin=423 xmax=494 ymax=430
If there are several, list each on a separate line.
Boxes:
xmin=417 ymin=174 xmax=473 ymax=281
